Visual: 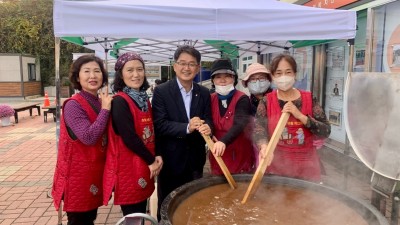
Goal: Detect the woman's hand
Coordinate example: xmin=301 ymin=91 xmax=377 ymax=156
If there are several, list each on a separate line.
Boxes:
xmin=282 ymin=101 xmax=302 ymax=119
xmin=257 ymin=141 xmax=274 ymax=167
xmin=155 ymin=156 xmax=163 ymax=171
xmin=100 ymin=85 xmax=112 ymax=110
xmin=148 ymin=156 xmax=163 ymax=179
xmin=282 ymin=101 xmax=308 ymax=124
xmin=212 ymin=141 xmax=226 ymax=157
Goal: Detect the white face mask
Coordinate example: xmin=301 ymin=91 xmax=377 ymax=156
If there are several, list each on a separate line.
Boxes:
xmin=247 ymin=80 xmax=270 ymax=95
xmin=215 ymin=84 xmax=234 ymax=96
xmin=273 ymin=75 xmax=295 ymax=91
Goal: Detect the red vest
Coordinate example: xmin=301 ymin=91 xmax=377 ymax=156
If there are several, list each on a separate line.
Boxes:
xmin=52 ymin=94 xmax=106 ymax=212
xmin=209 ymin=91 xmax=256 ymax=175
xmin=103 ymin=92 xmax=155 ymax=205
xmin=266 ymin=90 xmax=321 ymax=181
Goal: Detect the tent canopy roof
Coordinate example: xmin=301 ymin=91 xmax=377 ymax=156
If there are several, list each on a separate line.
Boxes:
xmin=61 ymin=37 xmax=292 ymax=64
xmin=54 ymin=0 xmax=356 ymax=62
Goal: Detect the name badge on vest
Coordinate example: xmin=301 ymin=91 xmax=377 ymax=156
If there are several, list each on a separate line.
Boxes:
xmin=138 ymin=178 xmax=147 ymax=188
xmin=90 ymin=184 xmax=99 ymax=195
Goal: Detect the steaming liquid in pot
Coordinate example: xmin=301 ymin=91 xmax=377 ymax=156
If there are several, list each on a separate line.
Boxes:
xmin=172 ymin=182 xmax=368 ymax=225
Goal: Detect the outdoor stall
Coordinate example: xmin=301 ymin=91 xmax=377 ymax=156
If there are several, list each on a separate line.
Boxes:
xmin=52 ymin=0 xmax=377 ymax=224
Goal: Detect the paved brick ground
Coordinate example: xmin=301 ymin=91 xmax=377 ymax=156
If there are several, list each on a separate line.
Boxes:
xmin=0 ymin=104 xmax=395 ymax=225
xmin=0 ymin=110 xmax=123 ymax=225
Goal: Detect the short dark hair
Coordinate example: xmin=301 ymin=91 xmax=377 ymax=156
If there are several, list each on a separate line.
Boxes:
xmin=69 ymin=55 xmax=108 ymax=91
xmin=270 ymin=54 xmax=298 ymax=75
xmin=111 ymin=60 xmax=150 ymax=93
xmin=174 ymin=45 xmax=201 ymax=64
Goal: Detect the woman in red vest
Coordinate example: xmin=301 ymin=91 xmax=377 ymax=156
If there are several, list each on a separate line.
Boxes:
xmin=256 ymin=54 xmax=330 ymax=182
xmin=103 ymin=52 xmax=163 ymax=217
xmin=52 ymin=55 xmax=112 ymax=225
xmin=208 ymin=59 xmax=256 ymax=175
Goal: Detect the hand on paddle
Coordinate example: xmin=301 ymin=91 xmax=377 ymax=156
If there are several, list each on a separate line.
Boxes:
xmin=189 ymin=117 xmax=211 ymax=135
xmin=282 ymin=101 xmax=308 ymax=125
xmin=257 ymin=141 xmax=274 ymax=167
xmin=210 ymin=136 xmax=226 ymax=157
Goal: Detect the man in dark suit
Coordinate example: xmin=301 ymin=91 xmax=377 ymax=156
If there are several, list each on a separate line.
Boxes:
xmin=152 ymin=45 xmax=213 ymax=221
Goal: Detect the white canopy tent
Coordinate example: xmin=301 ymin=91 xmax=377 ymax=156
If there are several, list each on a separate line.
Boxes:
xmin=52 ymin=0 xmax=356 ymax=112
xmin=53 ymin=0 xmax=356 ymax=65
xmin=54 ymin=0 xmax=356 ymax=40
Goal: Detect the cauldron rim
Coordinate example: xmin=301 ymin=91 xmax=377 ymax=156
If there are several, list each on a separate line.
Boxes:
xmin=160 ymin=174 xmax=389 ymax=225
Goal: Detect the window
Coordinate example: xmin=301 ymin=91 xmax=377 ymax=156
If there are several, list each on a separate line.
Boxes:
xmin=28 ymin=63 xmax=36 ymax=81
xmin=242 ymin=55 xmax=252 ymax=73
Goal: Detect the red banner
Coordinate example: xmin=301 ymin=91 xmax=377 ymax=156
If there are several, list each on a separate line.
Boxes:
xmin=304 ymin=0 xmax=358 ymax=9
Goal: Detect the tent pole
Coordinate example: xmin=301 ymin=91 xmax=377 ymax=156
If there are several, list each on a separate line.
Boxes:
xmin=104 ymin=38 xmax=109 ymax=72
xmin=54 ymin=37 xmax=63 ymax=225
xmin=364 ymin=8 xmax=374 ymax=72
xmin=55 ymin=37 xmax=61 ymax=152
xmin=343 ymin=38 xmax=355 ymax=190
xmin=199 ymin=61 xmax=202 ymax=85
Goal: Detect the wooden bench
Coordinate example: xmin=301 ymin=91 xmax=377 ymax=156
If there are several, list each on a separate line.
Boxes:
xmin=12 ymin=103 xmax=41 ymax=123
xmin=42 ymin=100 xmax=64 ymax=122
xmin=42 ymin=105 xmax=57 ymax=122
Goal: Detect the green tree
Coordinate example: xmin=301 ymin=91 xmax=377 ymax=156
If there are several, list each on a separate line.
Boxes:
xmin=0 ymin=0 xmax=92 ymax=89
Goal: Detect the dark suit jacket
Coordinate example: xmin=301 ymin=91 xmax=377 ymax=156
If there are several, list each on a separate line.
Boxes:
xmin=152 ymin=78 xmax=213 ymax=176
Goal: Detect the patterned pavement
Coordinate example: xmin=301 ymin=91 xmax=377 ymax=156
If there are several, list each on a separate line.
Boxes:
xmin=0 ymin=110 xmax=122 ymax=225
xmin=0 ymin=103 xmax=394 ymax=225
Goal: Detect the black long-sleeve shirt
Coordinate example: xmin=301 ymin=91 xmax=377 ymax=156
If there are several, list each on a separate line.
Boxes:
xmin=111 ymin=96 xmax=155 ymax=165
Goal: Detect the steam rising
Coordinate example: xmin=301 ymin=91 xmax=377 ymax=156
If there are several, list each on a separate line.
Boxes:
xmin=345 ymin=73 xmax=400 ymax=179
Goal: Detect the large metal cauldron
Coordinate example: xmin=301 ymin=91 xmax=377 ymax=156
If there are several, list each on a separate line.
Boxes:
xmin=160 ymin=174 xmax=388 ymax=225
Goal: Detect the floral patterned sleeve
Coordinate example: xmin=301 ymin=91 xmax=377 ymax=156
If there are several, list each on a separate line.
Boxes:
xmin=304 ymin=99 xmax=331 ymax=138
xmin=253 ymin=97 xmax=269 ymax=144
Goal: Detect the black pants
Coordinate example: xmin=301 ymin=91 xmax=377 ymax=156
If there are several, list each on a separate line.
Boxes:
xmin=157 ymin=169 xmax=203 ymax=221
xmin=66 ymin=208 xmax=97 ymax=225
xmin=121 ymin=199 xmax=147 ymax=216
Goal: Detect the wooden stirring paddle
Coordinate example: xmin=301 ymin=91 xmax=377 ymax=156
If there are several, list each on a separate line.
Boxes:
xmin=202 ymin=134 xmax=237 ymax=189
xmin=241 ymin=112 xmax=290 ymax=204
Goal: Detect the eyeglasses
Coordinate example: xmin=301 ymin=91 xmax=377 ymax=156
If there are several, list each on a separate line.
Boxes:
xmin=175 ymin=61 xmax=198 ymax=68
xmin=248 ymin=78 xmax=267 ymax=84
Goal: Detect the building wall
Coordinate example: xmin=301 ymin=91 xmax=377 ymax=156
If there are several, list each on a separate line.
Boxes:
xmin=0 ymin=54 xmax=42 ymax=98
xmin=0 ymin=55 xmax=21 ymax=82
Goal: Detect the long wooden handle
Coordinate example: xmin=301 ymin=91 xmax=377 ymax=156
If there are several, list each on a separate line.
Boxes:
xmin=241 ymin=112 xmax=290 ymax=204
xmin=202 ymin=134 xmax=237 ymax=189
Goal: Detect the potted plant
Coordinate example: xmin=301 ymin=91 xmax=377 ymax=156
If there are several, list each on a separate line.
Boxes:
xmin=0 ymin=104 xmax=15 ymax=126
